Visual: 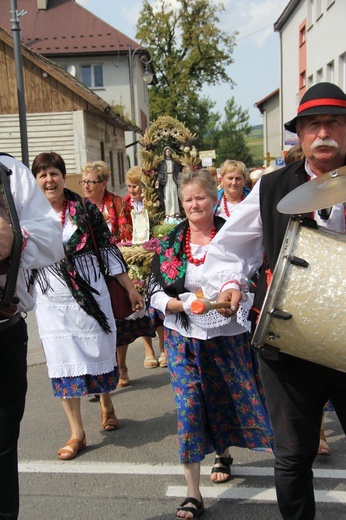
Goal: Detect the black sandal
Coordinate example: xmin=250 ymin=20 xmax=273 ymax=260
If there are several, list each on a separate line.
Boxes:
xmin=176 ymin=496 xmax=204 ymax=519
xmin=210 ymin=456 xmax=233 ymax=484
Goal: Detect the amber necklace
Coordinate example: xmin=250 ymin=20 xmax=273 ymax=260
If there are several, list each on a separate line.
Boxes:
xmin=185 ymin=226 xmax=216 ymax=266
xmin=60 ymin=198 xmax=68 ymax=226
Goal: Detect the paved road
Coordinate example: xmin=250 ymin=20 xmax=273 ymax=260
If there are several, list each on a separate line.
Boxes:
xmin=18 ymin=311 xmax=346 ymax=519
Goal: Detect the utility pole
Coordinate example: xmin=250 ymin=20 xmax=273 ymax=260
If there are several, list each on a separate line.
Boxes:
xmin=10 ymin=0 xmax=29 ymax=167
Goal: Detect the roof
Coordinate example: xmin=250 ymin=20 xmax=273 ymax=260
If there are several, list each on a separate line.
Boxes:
xmin=254 ymin=89 xmax=280 ymax=114
xmin=274 ymin=1 xmax=300 ymax=32
xmin=0 ymin=26 xmax=139 ymax=132
xmin=2 ymin=0 xmax=144 ymax=56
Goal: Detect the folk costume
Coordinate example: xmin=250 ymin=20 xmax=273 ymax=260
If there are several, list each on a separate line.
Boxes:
xmin=33 ymin=188 xmax=127 ymax=397
xmin=101 ymin=189 xmax=132 ymax=243
xmin=150 ymin=217 xmax=274 ymax=464
xmin=215 ymin=186 xmax=251 ymax=218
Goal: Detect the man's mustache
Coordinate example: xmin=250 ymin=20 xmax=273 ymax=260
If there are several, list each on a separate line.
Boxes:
xmin=311 ymin=138 xmax=339 ymax=150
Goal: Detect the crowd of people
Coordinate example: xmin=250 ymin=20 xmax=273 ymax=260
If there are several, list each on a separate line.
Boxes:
xmin=1 ymin=81 xmax=345 ymax=520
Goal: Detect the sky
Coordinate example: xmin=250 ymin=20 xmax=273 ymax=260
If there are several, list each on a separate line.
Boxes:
xmin=77 ymin=0 xmax=289 ymax=126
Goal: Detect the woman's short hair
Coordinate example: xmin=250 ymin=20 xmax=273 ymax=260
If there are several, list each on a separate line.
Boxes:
xmin=219 ymin=159 xmax=247 ymax=178
xmin=178 ymin=168 xmax=218 ymax=203
xmin=126 ymin=166 xmax=143 ymax=185
xmin=31 ymin=152 xmax=66 ymax=178
xmin=82 ymin=161 xmax=110 ymax=182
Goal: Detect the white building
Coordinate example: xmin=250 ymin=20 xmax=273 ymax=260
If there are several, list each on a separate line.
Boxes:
xmin=274 ymin=0 xmax=346 ymax=151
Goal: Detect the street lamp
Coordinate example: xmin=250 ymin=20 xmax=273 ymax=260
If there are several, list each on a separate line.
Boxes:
xmin=128 ymin=46 xmax=153 ymax=165
xmin=10 ymin=0 xmax=29 ymax=166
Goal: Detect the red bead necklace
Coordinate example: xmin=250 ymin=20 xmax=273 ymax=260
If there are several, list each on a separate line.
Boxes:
xmin=60 ymin=198 xmax=68 ymax=226
xmin=185 ymin=226 xmax=216 ymax=266
xmin=223 ymin=193 xmax=244 ymax=218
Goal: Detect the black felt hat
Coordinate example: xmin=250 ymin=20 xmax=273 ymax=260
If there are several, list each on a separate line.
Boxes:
xmin=284 ymin=82 xmax=346 ymax=133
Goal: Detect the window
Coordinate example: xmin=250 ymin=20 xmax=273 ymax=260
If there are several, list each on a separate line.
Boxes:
xmin=327 ymin=61 xmax=334 ymax=83
xmin=118 ymin=152 xmax=125 ymax=185
xmin=316 ymin=68 xmax=323 ymax=83
xmin=109 ymin=151 xmax=115 ymax=187
xmin=100 ymin=141 xmax=105 ymax=161
xmin=308 ymin=74 xmax=314 ymax=88
xmin=299 ymin=72 xmax=306 ymax=90
xmin=315 ymin=0 xmax=323 ymax=20
xmin=339 ymin=53 xmax=346 ymax=92
xmin=299 ymin=25 xmax=306 ymax=46
xmin=81 ymin=64 xmax=104 ymax=88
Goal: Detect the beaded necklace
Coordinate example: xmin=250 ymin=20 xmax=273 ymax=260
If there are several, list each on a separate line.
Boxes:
xmin=60 ymin=198 xmax=68 ymax=226
xmin=185 ymin=226 xmax=216 ymax=266
xmin=222 ymin=193 xmax=244 ymax=217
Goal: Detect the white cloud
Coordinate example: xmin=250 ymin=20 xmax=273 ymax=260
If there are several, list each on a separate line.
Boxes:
xmin=220 ymin=0 xmax=288 ymax=47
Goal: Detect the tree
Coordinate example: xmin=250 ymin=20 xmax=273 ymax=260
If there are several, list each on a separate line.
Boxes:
xmin=136 ymin=0 xmax=236 ymax=136
xmin=207 ymin=98 xmax=254 ymax=167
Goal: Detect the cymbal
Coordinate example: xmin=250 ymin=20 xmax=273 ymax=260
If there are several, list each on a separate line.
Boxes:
xmin=277 ymin=165 xmax=346 ymax=214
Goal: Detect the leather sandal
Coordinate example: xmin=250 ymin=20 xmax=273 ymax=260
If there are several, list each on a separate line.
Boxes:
xmin=158 ymin=353 xmax=167 ymax=368
xmin=57 ymin=433 xmax=86 ymax=460
xmin=318 ymin=434 xmax=332 ymax=455
xmin=176 ymin=496 xmax=204 ymax=519
xmin=100 ymin=403 xmax=118 ymax=431
xmin=210 ymin=456 xmax=233 ymax=483
xmin=143 ymin=356 xmax=158 ymax=369
xmin=118 ymin=368 xmax=130 ymax=387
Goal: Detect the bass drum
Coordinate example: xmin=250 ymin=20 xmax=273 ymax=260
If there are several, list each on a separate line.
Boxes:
xmin=252 ymin=218 xmax=346 ymax=372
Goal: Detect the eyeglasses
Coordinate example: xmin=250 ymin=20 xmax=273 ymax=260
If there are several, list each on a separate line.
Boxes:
xmin=79 ymin=180 xmax=102 ymax=186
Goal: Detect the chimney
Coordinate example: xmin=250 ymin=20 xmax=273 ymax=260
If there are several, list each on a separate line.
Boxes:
xmin=37 ymin=0 xmax=48 ymax=9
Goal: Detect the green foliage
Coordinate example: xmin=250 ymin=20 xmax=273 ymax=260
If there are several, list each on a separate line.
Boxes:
xmin=136 ymin=0 xmax=236 ymax=136
xmin=202 ymin=97 xmax=254 ymax=167
xmin=246 ymin=125 xmax=264 ymax=167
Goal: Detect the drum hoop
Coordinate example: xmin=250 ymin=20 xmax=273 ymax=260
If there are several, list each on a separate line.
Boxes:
xmin=252 ymin=217 xmax=300 ymax=348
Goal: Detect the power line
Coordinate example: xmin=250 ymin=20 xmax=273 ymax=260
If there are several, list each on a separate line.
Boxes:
xmin=236 ymin=23 xmax=274 ymax=42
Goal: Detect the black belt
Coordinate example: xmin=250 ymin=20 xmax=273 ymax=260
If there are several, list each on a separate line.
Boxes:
xmin=0 ymin=312 xmax=21 ymax=333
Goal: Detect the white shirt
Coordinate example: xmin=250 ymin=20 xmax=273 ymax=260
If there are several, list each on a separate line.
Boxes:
xmin=0 ymin=155 xmax=64 ymax=312
xmin=202 ymin=168 xmax=345 ymax=300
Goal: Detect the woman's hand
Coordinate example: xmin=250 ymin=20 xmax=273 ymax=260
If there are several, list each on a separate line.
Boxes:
xmin=115 ymin=272 xmax=144 ymax=312
xmin=165 ymin=297 xmax=184 ymax=314
xmin=216 ymin=289 xmax=242 ymax=317
xmin=127 ymin=286 xmax=144 ymax=312
xmin=0 ymin=217 xmax=13 ymax=261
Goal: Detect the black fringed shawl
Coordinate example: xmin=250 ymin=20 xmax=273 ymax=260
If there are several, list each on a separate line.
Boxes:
xmin=32 ymin=188 xmax=127 ymax=333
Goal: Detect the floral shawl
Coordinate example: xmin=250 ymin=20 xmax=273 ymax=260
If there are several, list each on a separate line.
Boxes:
xmin=150 ymin=216 xmax=225 ymax=327
xmin=32 ymin=188 xmax=127 ymax=333
xmin=103 ymin=190 xmax=133 ymax=243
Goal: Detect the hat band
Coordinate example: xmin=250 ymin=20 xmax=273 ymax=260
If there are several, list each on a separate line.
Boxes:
xmin=298 ymin=98 xmax=346 ymax=114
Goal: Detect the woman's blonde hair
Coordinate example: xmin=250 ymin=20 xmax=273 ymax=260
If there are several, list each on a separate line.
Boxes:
xmin=82 ymin=161 xmax=110 ymax=182
xmin=125 ymin=166 xmax=143 ymax=185
xmin=219 ymin=159 xmax=247 ymax=179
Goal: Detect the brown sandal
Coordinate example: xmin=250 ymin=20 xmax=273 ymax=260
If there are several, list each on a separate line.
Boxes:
xmin=118 ymin=368 xmax=130 ymax=387
xmin=318 ymin=434 xmax=331 ymax=455
xmin=57 ymin=433 xmax=86 ymax=460
xmin=100 ymin=403 xmax=118 ymax=431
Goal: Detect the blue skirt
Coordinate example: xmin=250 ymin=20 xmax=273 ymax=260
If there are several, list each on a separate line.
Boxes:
xmin=52 ymin=367 xmax=119 ymax=397
xmin=165 ymin=328 xmax=274 ymax=463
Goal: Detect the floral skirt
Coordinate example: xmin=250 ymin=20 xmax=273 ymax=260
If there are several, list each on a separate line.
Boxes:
xmin=52 ymin=367 xmax=119 ymax=397
xmin=116 ymin=307 xmax=164 ymax=347
xmin=164 ymin=328 xmax=274 ymax=464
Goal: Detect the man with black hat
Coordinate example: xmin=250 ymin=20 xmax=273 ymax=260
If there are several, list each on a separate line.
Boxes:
xmin=201 ymin=82 xmax=346 ymax=520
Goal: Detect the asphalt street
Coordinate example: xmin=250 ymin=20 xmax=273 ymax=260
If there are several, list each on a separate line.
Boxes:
xmin=17 ymin=311 xmax=346 ymax=520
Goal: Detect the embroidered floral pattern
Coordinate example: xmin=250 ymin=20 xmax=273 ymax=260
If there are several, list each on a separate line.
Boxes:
xmin=164 ymin=328 xmax=274 ymax=464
